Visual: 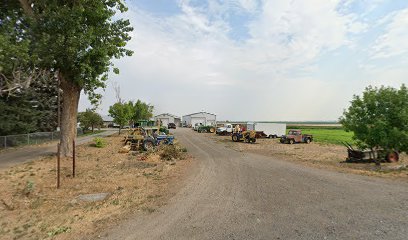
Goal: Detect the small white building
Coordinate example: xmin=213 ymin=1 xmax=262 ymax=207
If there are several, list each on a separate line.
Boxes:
xmin=182 ymin=112 xmax=217 ymax=127
xmin=154 ymin=113 xmax=181 ymax=126
xmin=101 ymin=115 xmax=115 ymax=127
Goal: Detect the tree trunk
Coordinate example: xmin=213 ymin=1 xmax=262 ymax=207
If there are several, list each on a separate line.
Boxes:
xmin=59 ymin=75 xmax=81 ymax=157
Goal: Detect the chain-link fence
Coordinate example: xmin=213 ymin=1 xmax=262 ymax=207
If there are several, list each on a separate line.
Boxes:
xmin=0 ymin=129 xmax=83 ymax=149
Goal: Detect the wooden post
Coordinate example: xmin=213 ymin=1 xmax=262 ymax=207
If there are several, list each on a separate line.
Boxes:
xmin=72 ymin=140 xmax=76 ymax=178
xmin=57 ymin=143 xmax=60 ymax=189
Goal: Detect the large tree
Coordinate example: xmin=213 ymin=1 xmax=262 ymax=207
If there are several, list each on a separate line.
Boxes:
xmin=1 ymin=0 xmax=133 ymax=156
xmin=340 ymin=84 xmax=408 ymax=153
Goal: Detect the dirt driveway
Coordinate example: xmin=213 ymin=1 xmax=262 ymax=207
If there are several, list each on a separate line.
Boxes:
xmin=207 ymin=135 xmax=408 ymax=178
xmin=100 ymin=128 xmax=408 ymax=240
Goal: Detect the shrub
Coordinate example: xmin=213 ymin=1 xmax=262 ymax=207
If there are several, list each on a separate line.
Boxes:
xmin=160 ymin=145 xmax=181 ymax=161
xmin=94 ymin=137 xmax=106 ymax=148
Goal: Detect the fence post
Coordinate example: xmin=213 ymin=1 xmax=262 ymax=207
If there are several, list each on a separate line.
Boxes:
xmin=4 ymin=136 xmax=6 ymax=149
xmin=27 ymin=133 xmax=30 ymax=145
xmin=57 ymin=143 xmax=60 ymax=189
xmin=51 ymin=132 xmax=54 ymax=140
xmin=72 ymin=140 xmax=76 ymax=178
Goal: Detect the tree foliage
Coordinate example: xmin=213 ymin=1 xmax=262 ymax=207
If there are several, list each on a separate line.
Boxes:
xmin=0 ymin=73 xmax=58 ymax=135
xmin=1 ymin=0 xmax=133 ymax=156
xmin=26 ymin=0 xmax=133 ymax=94
xmin=130 ymin=100 xmax=154 ymax=123
xmin=108 ymin=102 xmax=133 ymax=133
xmin=108 ymin=99 xmax=154 ymax=133
xmin=78 ymin=109 xmax=103 ymax=133
xmin=0 ymin=2 xmax=37 ymax=96
xmin=340 ymin=85 xmax=408 ymax=153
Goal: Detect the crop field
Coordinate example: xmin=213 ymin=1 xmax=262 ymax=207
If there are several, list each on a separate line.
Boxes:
xmin=287 ymin=125 xmax=355 ymax=145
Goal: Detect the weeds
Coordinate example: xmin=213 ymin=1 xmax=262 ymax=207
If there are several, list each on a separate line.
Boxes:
xmin=160 ymin=145 xmax=182 ymax=161
xmin=47 ymin=226 xmax=71 ymax=237
xmin=23 ymin=180 xmax=34 ymax=196
xmin=94 ymin=137 xmax=106 ymax=148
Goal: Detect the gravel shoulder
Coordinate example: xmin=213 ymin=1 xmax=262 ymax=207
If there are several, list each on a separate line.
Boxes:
xmin=101 ymin=128 xmax=408 ymax=240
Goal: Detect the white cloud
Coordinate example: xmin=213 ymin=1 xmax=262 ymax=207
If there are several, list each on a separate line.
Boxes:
xmin=80 ymin=0 xmax=407 ymax=121
xmin=371 ymin=8 xmax=408 ymax=59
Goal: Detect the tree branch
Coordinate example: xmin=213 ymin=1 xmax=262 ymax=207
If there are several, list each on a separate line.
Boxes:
xmin=18 ymin=0 xmax=34 ymax=17
xmin=0 ymin=68 xmax=48 ymax=97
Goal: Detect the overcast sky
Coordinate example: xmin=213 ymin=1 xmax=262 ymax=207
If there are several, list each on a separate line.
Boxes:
xmin=79 ymin=0 xmax=408 ymax=121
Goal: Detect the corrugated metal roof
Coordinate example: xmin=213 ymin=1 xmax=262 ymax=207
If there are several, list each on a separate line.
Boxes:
xmin=182 ymin=111 xmax=216 ymax=117
xmin=154 ymin=113 xmax=181 ymax=119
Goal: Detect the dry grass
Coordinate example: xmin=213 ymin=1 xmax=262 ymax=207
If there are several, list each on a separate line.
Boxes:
xmin=0 ymin=135 xmax=191 ymax=240
xmin=207 ymin=134 xmax=408 ymax=180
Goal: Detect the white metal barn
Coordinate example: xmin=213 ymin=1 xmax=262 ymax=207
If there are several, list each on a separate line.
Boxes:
xmin=154 ymin=113 xmax=181 ymax=126
xmin=182 ymin=112 xmax=217 ymax=127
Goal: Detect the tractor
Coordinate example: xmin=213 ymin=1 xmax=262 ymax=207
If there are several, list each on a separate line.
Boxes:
xmin=197 ymin=125 xmax=216 ymax=133
xmin=232 ymin=130 xmax=257 ymax=143
xmin=123 ymin=127 xmax=174 ymax=151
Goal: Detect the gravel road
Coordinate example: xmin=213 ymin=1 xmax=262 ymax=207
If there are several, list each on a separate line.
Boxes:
xmin=0 ymin=130 xmax=116 ymax=168
xmin=102 ymin=128 xmax=408 ymax=240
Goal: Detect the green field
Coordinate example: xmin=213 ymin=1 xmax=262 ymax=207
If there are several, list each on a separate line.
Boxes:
xmin=287 ymin=126 xmax=355 ymax=145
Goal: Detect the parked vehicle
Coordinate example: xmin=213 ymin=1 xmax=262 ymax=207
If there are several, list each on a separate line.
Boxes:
xmin=198 ymin=125 xmax=216 ymax=133
xmin=216 ymin=124 xmax=233 ymax=135
xmin=280 ymin=129 xmax=313 ymax=144
xmin=168 ymin=123 xmax=177 ymax=129
xmin=250 ymin=122 xmax=286 ymax=138
xmin=232 ymin=131 xmax=257 ymax=143
xmin=193 ymin=123 xmax=202 ymax=131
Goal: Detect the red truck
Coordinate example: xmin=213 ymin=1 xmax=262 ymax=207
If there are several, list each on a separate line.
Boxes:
xmin=280 ymin=129 xmax=313 ymax=144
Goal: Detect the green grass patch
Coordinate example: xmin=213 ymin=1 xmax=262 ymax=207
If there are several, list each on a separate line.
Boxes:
xmin=287 ymin=126 xmax=355 ymax=145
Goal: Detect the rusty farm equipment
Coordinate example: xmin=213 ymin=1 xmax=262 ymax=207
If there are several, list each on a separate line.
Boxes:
xmin=232 ymin=130 xmax=257 ymax=143
xmin=343 ymin=142 xmax=399 ymax=163
xmin=122 ymin=127 xmax=174 ymax=152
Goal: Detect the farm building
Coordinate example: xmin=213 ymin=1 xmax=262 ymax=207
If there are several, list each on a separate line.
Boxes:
xmin=154 ymin=113 xmax=181 ymax=126
xmin=101 ymin=115 xmax=115 ymax=128
xmin=182 ymin=112 xmax=217 ymax=127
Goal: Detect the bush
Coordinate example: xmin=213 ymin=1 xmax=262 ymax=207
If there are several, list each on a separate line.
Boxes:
xmin=160 ymin=145 xmax=181 ymax=161
xmin=340 ymin=84 xmax=408 ymax=152
xmin=94 ymin=137 xmax=106 ymax=148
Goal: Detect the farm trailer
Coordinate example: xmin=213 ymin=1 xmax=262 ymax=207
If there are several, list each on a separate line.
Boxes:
xmin=248 ymin=122 xmax=287 ymax=138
